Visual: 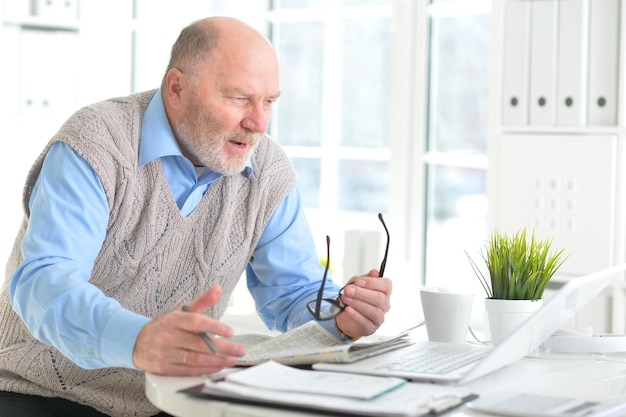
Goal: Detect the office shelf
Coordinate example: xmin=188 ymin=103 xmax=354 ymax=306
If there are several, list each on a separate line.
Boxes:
xmin=489 ymin=0 xmax=626 ymax=333
xmin=2 ymin=15 xmax=79 ymax=31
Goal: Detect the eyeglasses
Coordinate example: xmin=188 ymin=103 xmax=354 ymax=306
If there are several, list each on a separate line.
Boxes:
xmin=307 ymin=213 xmax=390 ymax=321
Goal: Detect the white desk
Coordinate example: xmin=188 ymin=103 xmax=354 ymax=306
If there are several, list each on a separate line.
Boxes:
xmin=146 ymin=351 xmax=626 ymax=417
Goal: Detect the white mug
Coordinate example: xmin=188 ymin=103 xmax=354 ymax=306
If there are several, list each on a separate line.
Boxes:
xmin=420 ymin=287 xmax=474 ymax=344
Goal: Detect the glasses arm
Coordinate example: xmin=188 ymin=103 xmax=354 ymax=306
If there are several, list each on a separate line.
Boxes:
xmin=378 ymin=213 xmax=389 ymax=277
xmin=313 ymin=235 xmax=331 ymax=317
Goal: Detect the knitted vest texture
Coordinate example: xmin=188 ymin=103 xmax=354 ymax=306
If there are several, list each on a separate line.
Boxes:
xmin=0 ymin=90 xmax=296 ymax=416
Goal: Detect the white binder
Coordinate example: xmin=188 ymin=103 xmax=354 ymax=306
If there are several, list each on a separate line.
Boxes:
xmin=587 ymin=0 xmax=620 ymax=126
xmin=19 ymin=29 xmax=48 ymax=117
xmin=19 ymin=29 xmax=79 ymax=118
xmin=501 ymin=0 xmax=531 ymax=126
xmin=528 ymin=0 xmax=558 ymax=126
xmin=556 ymin=0 xmax=589 ymax=126
xmin=30 ymin=0 xmax=78 ymax=19
xmin=0 ymin=25 xmax=20 ymax=118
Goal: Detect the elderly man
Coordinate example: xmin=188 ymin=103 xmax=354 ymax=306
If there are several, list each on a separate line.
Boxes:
xmin=0 ymin=16 xmax=392 ymax=417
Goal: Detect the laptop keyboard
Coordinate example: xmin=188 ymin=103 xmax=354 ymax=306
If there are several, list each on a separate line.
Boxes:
xmin=374 ymin=343 xmax=490 ymax=375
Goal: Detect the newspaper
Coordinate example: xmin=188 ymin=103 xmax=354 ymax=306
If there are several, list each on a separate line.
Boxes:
xmin=232 ymin=321 xmax=414 ymax=366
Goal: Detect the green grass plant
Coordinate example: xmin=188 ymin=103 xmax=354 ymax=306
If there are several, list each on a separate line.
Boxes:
xmin=467 ymin=228 xmax=568 ymax=300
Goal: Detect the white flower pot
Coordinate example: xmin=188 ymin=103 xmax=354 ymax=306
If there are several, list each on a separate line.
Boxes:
xmin=485 ymin=298 xmax=543 ymax=345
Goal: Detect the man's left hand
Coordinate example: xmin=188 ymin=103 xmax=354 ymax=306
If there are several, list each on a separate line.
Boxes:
xmin=335 ymin=269 xmax=392 ymax=339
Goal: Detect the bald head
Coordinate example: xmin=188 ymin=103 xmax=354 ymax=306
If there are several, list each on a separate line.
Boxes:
xmin=162 ymin=17 xmax=276 ymax=88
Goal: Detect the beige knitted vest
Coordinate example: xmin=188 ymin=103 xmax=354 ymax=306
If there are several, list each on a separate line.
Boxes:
xmin=0 ymin=90 xmax=296 ymax=416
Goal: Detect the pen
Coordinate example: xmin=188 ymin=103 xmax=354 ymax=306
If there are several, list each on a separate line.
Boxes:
xmin=181 ymin=305 xmax=219 ymax=354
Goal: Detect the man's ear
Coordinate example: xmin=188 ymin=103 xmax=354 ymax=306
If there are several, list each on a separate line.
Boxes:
xmin=165 ymin=68 xmax=185 ymax=109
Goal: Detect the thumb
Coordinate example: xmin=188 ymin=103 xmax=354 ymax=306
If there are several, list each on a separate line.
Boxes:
xmin=367 ymin=269 xmax=380 ymax=278
xmin=184 ymin=285 xmax=223 ymax=313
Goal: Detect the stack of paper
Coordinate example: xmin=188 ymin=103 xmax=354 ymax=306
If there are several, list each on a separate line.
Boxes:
xmin=219 ymin=361 xmax=405 ymax=399
xmin=181 ymin=361 xmax=477 ymax=417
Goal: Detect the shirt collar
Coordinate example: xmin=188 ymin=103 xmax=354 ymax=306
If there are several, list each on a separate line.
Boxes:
xmin=139 ymin=89 xmax=253 ymax=177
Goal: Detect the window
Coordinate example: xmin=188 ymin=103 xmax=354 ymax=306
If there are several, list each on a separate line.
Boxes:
xmin=423 ymin=0 xmax=491 ymax=295
xmin=268 ymin=1 xmax=394 ymax=283
xmin=266 ymin=1 xmax=491 ymax=300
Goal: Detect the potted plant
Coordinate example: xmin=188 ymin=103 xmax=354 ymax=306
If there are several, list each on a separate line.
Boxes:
xmin=467 ymin=228 xmax=568 ymax=344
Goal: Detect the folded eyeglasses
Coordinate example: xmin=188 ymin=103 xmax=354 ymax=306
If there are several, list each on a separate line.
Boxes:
xmin=307 ymin=213 xmax=389 ymax=321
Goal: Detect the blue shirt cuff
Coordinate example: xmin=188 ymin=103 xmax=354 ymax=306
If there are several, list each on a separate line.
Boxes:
xmin=100 ymin=310 xmax=151 ymax=369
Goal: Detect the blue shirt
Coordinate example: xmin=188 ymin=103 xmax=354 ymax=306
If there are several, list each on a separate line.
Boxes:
xmin=10 ymin=90 xmax=342 ymax=370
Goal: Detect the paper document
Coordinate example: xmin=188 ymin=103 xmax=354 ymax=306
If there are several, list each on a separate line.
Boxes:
xmin=181 ymin=361 xmax=477 ymax=417
xmin=469 ymin=392 xmax=626 ymax=417
xmin=223 ymin=361 xmax=405 ymax=400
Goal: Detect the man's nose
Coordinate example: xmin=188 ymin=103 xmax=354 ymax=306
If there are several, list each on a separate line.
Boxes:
xmin=241 ymin=103 xmax=269 ymax=133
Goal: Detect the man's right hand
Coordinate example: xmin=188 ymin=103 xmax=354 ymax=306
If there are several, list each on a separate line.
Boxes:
xmin=132 ymin=285 xmax=246 ymax=376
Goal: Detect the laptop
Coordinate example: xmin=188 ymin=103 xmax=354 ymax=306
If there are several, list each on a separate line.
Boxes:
xmin=313 ymin=264 xmax=626 ymax=385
